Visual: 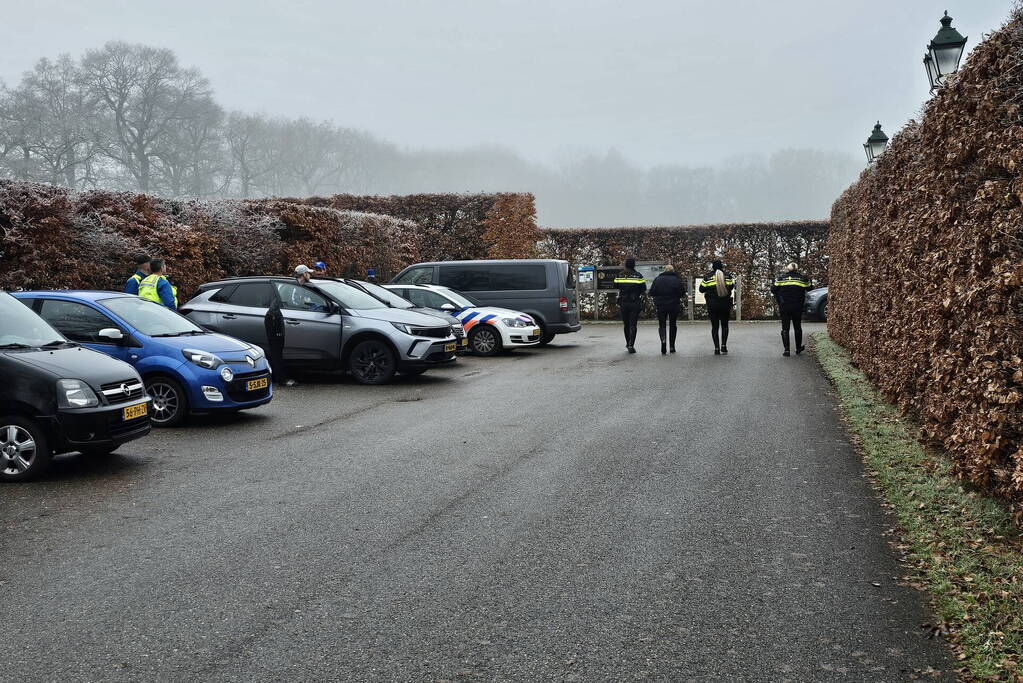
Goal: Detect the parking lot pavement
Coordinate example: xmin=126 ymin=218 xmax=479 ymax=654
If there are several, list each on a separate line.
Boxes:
xmin=1 ymin=322 xmax=954 ymax=681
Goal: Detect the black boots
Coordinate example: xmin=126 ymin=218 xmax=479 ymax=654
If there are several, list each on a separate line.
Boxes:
xmin=661 ymin=342 xmax=667 ymax=355
xmin=796 ymin=345 xmax=805 ymax=355
xmin=720 ymin=345 xmax=728 ymax=354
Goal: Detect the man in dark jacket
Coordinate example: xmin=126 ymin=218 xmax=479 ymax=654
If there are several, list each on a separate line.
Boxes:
xmin=771 ymin=262 xmax=812 ymax=356
xmin=264 ymin=297 xmax=295 ymax=386
xmin=648 ymin=265 xmax=687 ymax=354
xmin=614 ymin=256 xmax=646 ymax=353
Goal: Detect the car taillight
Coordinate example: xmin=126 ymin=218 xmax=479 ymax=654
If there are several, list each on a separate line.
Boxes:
xmin=559 ymin=297 xmax=569 ymax=311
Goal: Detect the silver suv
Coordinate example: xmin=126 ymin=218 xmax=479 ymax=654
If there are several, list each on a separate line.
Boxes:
xmin=181 ymin=277 xmax=457 ymax=384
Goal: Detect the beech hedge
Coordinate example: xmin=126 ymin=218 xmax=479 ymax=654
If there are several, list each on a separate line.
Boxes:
xmin=537 ymin=222 xmax=829 ymax=319
xmin=828 ymin=12 xmax=1023 ymax=515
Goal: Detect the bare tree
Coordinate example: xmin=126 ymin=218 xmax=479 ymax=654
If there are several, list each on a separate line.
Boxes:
xmin=152 ymin=94 xmax=225 ymax=197
xmin=80 ymin=41 xmax=214 ymax=193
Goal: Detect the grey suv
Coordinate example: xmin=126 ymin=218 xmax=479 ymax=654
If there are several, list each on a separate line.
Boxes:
xmin=181 ymin=277 xmax=457 ymax=384
xmin=390 ymin=259 xmax=580 ymax=345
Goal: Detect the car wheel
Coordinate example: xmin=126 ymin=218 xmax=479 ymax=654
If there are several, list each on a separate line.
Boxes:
xmin=470 ymin=325 xmax=502 ymax=356
xmin=146 ymin=376 xmax=188 ymax=427
xmin=539 ymin=330 xmax=556 ymax=346
xmin=818 ymin=297 xmax=828 ymax=322
xmin=349 ymin=339 xmax=397 ymax=385
xmin=0 ymin=416 xmax=51 ymax=482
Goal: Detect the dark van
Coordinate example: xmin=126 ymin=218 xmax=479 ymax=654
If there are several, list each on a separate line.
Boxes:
xmin=0 ymin=292 xmax=152 ymax=481
xmin=391 ymin=259 xmax=580 ymax=345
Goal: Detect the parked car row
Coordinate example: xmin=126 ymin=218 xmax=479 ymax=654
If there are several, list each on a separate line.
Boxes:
xmin=1 ymin=259 xmax=580 ymax=482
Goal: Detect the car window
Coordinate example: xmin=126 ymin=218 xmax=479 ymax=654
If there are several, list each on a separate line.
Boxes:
xmin=310 ymin=281 xmax=387 ymax=310
xmin=274 ymin=282 xmax=329 ymax=312
xmin=393 ymin=266 xmax=434 ymax=285
xmin=489 ymin=265 xmax=547 ymax=291
xmin=38 ymin=299 xmax=116 ymax=344
xmin=355 ymin=281 xmax=413 ymax=309
xmin=226 ymin=282 xmax=275 ymax=308
xmin=100 ymin=296 xmax=203 ymax=336
xmin=434 ymin=287 xmax=481 ymax=307
xmin=0 ymin=294 xmax=65 ymax=347
xmin=209 ymin=284 xmax=238 ymax=303
xmin=439 ymin=266 xmax=490 ymax=291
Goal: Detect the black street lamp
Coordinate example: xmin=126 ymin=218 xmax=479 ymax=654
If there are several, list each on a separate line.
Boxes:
xmin=926 ymin=11 xmax=968 ymax=89
xmin=863 ymin=122 xmax=889 ymax=163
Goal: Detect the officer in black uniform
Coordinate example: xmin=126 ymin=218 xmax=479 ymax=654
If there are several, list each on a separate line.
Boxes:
xmin=771 ymin=262 xmax=812 ymax=356
xmin=614 ymin=257 xmax=646 ymax=353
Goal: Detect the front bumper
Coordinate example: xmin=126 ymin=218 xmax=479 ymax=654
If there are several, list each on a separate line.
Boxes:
xmin=502 ymin=325 xmax=542 ymax=346
xmin=181 ymin=362 xmax=274 ymax=411
xmin=401 ymin=337 xmax=458 ymax=368
xmin=46 ymin=399 xmax=153 ymax=454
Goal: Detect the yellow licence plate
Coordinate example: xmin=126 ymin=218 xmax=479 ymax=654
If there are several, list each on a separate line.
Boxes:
xmin=444 ymin=342 xmax=457 ymax=353
xmin=123 ymin=403 xmax=148 ymax=421
xmin=532 ymin=328 xmax=541 ymax=336
xmin=460 ymin=338 xmax=468 ymax=347
xmin=247 ymin=377 xmax=269 ymax=391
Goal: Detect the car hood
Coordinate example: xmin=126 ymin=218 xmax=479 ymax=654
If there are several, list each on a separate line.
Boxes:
xmin=148 ymin=332 xmax=255 ymax=354
xmin=4 ymin=346 xmax=139 ymax=385
xmin=411 ymin=307 xmax=460 ymax=325
xmin=352 ymin=307 xmax=453 ymax=327
xmin=455 ymin=307 xmax=534 ymax=322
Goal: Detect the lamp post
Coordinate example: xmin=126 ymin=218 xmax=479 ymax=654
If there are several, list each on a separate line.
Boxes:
xmin=925 ymin=11 xmax=968 ymax=90
xmin=863 ymin=122 xmax=889 ymax=163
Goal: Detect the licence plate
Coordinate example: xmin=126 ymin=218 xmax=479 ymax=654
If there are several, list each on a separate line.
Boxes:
xmin=444 ymin=342 xmax=457 ymax=353
xmin=460 ymin=338 xmax=468 ymax=347
xmin=247 ymin=377 xmax=269 ymax=391
xmin=122 ymin=402 xmax=148 ymax=421
xmin=532 ymin=328 xmax=541 ymax=336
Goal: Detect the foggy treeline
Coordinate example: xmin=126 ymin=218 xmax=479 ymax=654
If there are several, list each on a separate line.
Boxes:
xmin=0 ymin=42 xmax=862 ymax=227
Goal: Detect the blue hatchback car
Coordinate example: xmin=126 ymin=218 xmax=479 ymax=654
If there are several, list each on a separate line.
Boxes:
xmin=15 ymin=291 xmax=272 ymax=427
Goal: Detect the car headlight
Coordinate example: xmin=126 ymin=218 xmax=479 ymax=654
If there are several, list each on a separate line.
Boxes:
xmin=56 ymin=379 xmax=99 ymax=409
xmin=502 ymin=318 xmax=529 ymax=328
xmin=390 ymin=322 xmax=412 ymax=335
xmin=220 ymin=366 xmax=234 ymax=382
xmin=182 ymin=348 xmax=224 ymax=369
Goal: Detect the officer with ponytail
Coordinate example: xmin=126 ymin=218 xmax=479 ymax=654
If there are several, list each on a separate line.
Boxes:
xmin=699 ymin=260 xmax=735 ymax=355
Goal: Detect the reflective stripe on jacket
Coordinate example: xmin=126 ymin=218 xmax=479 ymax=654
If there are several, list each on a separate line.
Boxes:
xmin=699 ymin=271 xmax=735 ymax=312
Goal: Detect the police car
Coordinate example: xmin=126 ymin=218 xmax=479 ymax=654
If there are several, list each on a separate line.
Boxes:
xmin=384 ymin=284 xmax=541 ymax=355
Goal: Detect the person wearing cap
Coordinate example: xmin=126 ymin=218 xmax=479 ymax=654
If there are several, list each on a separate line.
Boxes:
xmin=294 ymin=264 xmax=312 ymax=285
xmin=124 ymin=253 xmax=150 ymax=295
xmin=314 ymin=261 xmax=327 ymax=277
xmin=366 ymin=268 xmax=378 ymax=284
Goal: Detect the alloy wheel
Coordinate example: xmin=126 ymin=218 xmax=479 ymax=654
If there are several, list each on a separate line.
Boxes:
xmin=352 ymin=342 xmax=395 ymax=383
xmin=148 ymin=381 xmax=181 ymax=425
xmin=473 ymin=327 xmax=498 ymax=354
xmin=0 ymin=424 xmax=36 ymax=476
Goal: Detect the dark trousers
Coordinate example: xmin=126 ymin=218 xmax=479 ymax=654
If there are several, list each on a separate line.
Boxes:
xmin=656 ymin=309 xmax=679 ymax=348
xmin=781 ymin=310 xmax=803 ymax=351
xmin=709 ymin=310 xmax=730 ymax=349
xmin=620 ymin=303 xmax=641 ymax=348
xmin=268 ymin=337 xmax=288 ymax=383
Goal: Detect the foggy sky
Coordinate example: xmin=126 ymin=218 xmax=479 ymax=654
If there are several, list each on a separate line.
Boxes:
xmin=0 ymin=0 xmax=1013 ymax=169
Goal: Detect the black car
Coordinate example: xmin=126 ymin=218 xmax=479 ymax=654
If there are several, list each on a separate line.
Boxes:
xmin=804 ymin=287 xmax=828 ymax=321
xmin=0 ymin=292 xmax=152 ymax=481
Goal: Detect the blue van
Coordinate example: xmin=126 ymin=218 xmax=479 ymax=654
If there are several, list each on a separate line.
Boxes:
xmin=15 ymin=292 xmax=272 ymax=427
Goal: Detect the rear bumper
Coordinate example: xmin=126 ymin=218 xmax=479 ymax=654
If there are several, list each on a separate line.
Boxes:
xmin=44 ymin=399 xmax=153 ymax=454
xmin=548 ymin=321 xmax=581 ymax=334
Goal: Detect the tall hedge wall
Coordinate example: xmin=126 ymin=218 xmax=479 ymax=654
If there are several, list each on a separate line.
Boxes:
xmin=538 ymin=222 xmax=829 ymax=318
xmin=829 ymin=13 xmax=1023 ymax=514
xmin=0 ymin=181 xmax=419 ymax=299
xmin=299 ymin=192 xmax=540 ymax=262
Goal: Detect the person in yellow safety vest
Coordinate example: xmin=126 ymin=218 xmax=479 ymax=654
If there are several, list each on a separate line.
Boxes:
xmin=124 ymin=253 xmax=150 ymax=295
xmin=138 ymin=258 xmax=178 ymax=310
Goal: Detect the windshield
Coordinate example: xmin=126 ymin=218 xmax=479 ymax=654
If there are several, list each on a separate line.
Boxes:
xmin=0 ymin=294 xmax=66 ymax=347
xmin=100 ymin=296 xmax=204 ymax=337
xmin=434 ymin=287 xmax=483 ymax=308
xmin=311 ymin=280 xmax=388 ymax=310
xmin=355 ymin=281 xmax=413 ymax=309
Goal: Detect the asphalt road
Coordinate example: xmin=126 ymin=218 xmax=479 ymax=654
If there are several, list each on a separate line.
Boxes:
xmin=1 ymin=322 xmax=954 ymax=682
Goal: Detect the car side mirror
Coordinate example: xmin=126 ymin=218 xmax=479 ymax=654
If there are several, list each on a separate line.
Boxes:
xmin=98 ymin=328 xmax=125 ymax=343
xmin=440 ymin=303 xmax=456 ymax=311
xmin=327 ymin=301 xmax=341 ymax=315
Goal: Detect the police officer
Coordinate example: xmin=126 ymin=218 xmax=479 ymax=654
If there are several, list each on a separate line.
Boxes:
xmin=264 ymin=295 xmax=296 ymax=387
xmin=771 ymin=262 xmax=812 ymax=356
xmin=614 ymin=256 xmax=646 ymax=353
xmin=138 ymin=258 xmax=177 ymax=310
xmin=124 ymin=253 xmax=150 ymax=295
xmin=699 ymin=260 xmax=735 ymax=355
xmin=648 ymin=265 xmax=686 ymax=354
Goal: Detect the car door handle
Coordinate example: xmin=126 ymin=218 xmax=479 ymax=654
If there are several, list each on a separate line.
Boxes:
xmin=222 ymin=314 xmax=237 ymax=320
